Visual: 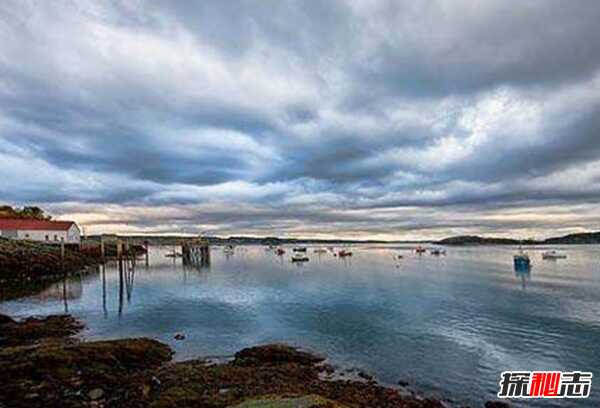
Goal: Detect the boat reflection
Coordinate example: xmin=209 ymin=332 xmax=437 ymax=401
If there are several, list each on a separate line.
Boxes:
xmin=514 ymin=268 xmax=531 ymax=290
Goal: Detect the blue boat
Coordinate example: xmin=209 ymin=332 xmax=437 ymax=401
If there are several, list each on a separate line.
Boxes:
xmin=514 ymin=253 xmax=531 ymax=271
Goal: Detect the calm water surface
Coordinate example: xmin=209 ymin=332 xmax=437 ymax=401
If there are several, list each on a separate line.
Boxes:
xmin=2 ymin=245 xmax=599 ymax=407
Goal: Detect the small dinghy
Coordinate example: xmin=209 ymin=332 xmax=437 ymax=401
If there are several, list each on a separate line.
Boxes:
xmin=415 ymin=246 xmax=427 ymax=254
xmin=293 ymin=247 xmax=307 ymax=253
xmin=338 ymin=249 xmax=353 ymax=257
xmin=276 ymin=248 xmax=286 ymax=256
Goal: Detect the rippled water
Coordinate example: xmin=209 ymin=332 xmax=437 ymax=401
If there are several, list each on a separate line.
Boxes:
xmin=2 ymin=244 xmax=599 ymax=407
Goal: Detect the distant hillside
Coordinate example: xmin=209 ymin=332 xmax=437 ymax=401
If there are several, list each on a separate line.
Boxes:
xmin=543 ymin=232 xmax=600 ymax=245
xmin=438 ymin=236 xmax=522 ymax=246
xmin=84 ymin=234 xmax=422 ymax=246
xmin=439 ymin=232 xmax=600 ymax=246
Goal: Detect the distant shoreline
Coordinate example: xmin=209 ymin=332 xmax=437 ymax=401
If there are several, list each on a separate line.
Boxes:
xmin=85 ymin=231 xmax=600 ymax=246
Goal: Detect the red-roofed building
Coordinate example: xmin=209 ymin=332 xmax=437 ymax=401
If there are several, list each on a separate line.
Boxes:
xmin=0 ymin=219 xmax=81 ymax=244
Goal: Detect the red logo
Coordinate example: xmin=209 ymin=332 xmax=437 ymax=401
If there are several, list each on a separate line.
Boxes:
xmin=498 ymin=371 xmax=592 ymax=399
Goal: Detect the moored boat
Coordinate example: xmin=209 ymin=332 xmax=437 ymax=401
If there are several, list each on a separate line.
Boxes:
xmin=276 ymin=247 xmax=286 ymax=256
xmin=313 ymin=248 xmax=327 ymax=254
xmin=514 ymin=253 xmax=531 ymax=271
xmin=291 ymin=254 xmax=309 ymax=262
xmin=430 ymin=248 xmax=446 ymax=256
xmin=415 ymin=246 xmax=427 ymax=254
xmin=338 ymin=249 xmax=353 ymax=257
xmin=293 ymin=247 xmax=307 ymax=253
xmin=542 ymin=250 xmax=567 ymax=260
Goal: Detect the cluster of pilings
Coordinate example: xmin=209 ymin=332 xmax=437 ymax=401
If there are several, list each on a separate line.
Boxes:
xmin=181 ymin=239 xmax=210 ymax=268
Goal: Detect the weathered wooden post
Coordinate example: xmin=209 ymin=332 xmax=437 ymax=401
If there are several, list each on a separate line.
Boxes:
xmin=144 ymin=239 xmax=149 ymax=267
xmin=118 ymin=259 xmax=124 ymax=318
xmin=100 ymin=235 xmax=105 ymax=262
xmin=60 ymin=241 xmax=65 ymax=273
xmin=117 ymin=240 xmax=123 ymax=271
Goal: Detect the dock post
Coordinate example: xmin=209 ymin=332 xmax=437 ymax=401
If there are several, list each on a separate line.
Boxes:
xmin=100 ymin=235 xmax=105 ymax=262
xmin=60 ymin=241 xmax=65 ymax=272
xmin=117 ymin=240 xmax=123 ymax=270
xmin=144 ymin=239 xmax=149 ymax=267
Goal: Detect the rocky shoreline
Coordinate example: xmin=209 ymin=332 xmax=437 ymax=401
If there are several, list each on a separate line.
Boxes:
xmin=0 ymin=238 xmax=100 ymax=283
xmin=0 ymin=313 xmax=509 ymax=408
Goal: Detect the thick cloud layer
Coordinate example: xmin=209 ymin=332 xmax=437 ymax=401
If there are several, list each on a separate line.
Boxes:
xmin=1 ymin=0 xmax=600 ymax=239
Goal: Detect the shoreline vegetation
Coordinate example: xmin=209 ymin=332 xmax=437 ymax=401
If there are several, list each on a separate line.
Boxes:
xmin=0 ymin=313 xmax=509 ymax=408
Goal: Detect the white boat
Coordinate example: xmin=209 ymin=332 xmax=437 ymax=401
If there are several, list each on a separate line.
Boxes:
xmin=223 ymin=245 xmax=235 ymax=254
xmin=293 ymin=247 xmax=307 ymax=253
xmin=542 ymin=250 xmax=567 ymax=260
xmin=291 ymin=254 xmax=309 ymax=262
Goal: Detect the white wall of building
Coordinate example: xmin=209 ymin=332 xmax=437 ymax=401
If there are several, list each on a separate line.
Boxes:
xmin=67 ymin=224 xmax=81 ymax=244
xmin=0 ymin=224 xmax=81 ymax=244
xmin=16 ymin=229 xmax=68 ymax=243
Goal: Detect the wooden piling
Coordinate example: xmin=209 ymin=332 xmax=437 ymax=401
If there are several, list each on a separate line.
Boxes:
xmin=182 ymin=238 xmax=210 ymax=268
xmin=60 ymin=241 xmax=65 ymax=272
xmin=100 ymin=235 xmax=105 ymax=261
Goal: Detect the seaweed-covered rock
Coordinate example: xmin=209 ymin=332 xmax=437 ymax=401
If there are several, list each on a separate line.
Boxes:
xmin=230 ymin=395 xmax=347 ymax=408
xmin=0 ymin=314 xmax=83 ymax=347
xmin=0 ymin=313 xmax=15 ymax=325
xmin=0 ymin=338 xmax=172 ymax=408
xmin=234 ymin=344 xmax=325 ymax=366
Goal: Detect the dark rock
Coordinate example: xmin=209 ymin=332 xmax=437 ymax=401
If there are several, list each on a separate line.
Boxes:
xmin=398 ymin=380 xmax=410 ymax=387
xmin=88 ymin=388 xmax=104 ymax=400
xmin=358 ymin=371 xmax=374 ymax=381
xmin=174 ymin=333 xmax=185 ymax=341
xmin=0 ymin=314 xmax=15 ymax=325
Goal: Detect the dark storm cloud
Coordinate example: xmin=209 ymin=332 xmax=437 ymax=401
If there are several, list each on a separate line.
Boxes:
xmin=2 ymin=0 xmax=600 ymax=237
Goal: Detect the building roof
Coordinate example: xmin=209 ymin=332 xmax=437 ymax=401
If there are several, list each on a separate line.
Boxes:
xmin=0 ymin=218 xmax=76 ymax=231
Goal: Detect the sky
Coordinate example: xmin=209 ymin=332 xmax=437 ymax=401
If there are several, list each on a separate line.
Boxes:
xmin=1 ymin=0 xmax=600 ymax=240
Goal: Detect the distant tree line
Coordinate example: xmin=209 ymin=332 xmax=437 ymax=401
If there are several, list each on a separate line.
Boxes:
xmin=0 ymin=205 xmax=52 ymax=220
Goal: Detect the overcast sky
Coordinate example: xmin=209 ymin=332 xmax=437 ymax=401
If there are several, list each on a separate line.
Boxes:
xmin=1 ymin=0 xmax=600 ymax=239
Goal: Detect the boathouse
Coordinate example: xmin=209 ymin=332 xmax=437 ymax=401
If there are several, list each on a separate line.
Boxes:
xmin=0 ymin=219 xmax=81 ymax=245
